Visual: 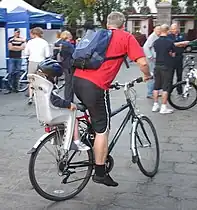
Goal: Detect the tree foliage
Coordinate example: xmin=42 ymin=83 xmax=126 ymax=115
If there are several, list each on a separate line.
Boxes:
xmin=25 ymin=0 xmax=197 ymax=27
xmin=185 ymin=0 xmax=197 ymax=14
xmin=38 ymin=0 xmax=122 ymax=28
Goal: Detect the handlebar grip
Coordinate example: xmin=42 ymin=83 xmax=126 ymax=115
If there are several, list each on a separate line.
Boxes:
xmin=109 ymin=84 xmax=120 ymax=90
xmin=109 ymin=84 xmax=115 ymax=89
xmin=136 ymin=77 xmax=143 ymax=83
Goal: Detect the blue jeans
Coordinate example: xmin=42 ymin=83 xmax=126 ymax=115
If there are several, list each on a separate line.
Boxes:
xmin=6 ymin=58 xmax=22 ymax=90
xmin=147 ymin=59 xmax=155 ymax=97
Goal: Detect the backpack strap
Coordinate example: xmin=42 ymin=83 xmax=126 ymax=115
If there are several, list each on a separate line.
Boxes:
xmin=104 ymin=29 xmax=129 ymax=68
xmin=105 ymin=55 xmax=130 ymax=69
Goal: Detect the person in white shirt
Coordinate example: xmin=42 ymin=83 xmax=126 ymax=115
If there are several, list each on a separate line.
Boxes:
xmin=25 ymin=27 xmax=50 ymax=105
xmin=143 ymin=25 xmax=161 ymax=99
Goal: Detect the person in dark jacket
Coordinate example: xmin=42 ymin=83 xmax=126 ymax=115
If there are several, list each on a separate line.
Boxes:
xmin=59 ymin=31 xmax=75 ymax=103
xmin=168 ymin=23 xmax=189 ymax=94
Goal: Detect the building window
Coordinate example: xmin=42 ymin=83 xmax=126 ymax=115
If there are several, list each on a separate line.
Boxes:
xmin=179 ymin=20 xmax=186 ymax=33
xmin=132 ymin=20 xmax=141 ymax=33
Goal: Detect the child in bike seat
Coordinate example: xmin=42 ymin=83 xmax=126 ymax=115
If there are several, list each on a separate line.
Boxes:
xmin=37 ymin=58 xmax=90 ymax=151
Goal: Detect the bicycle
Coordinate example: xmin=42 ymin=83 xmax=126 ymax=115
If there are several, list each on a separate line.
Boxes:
xmin=168 ymin=61 xmax=197 ymax=110
xmin=183 ymin=54 xmax=195 ymax=70
xmin=1 ymin=57 xmax=29 ymax=92
xmin=27 ymin=76 xmax=160 ymax=201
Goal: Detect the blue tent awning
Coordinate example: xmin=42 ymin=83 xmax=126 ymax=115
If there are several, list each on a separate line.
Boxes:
xmin=0 ymin=8 xmax=7 ymax=22
xmin=9 ymin=6 xmax=64 ymax=24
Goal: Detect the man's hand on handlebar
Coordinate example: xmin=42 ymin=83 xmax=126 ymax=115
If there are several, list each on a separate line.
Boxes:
xmin=143 ymin=73 xmax=153 ymax=82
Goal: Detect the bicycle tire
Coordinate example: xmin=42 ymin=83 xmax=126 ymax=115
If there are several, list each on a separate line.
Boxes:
xmin=17 ymin=70 xmax=28 ymax=92
xmin=134 ymin=116 xmax=160 ymax=177
xmin=168 ymin=81 xmax=197 ymax=110
xmin=29 ymin=130 xmax=94 ymax=201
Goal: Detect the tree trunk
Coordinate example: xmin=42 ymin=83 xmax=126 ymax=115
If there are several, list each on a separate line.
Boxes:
xmin=129 ymin=0 xmax=133 ymax=6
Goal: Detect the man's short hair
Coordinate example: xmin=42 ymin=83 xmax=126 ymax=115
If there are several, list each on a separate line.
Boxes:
xmin=84 ymin=19 xmax=95 ymax=30
xmin=154 ymin=24 xmax=161 ymax=28
xmin=161 ymin=24 xmax=169 ymax=32
xmin=14 ymin=28 xmax=20 ymax=33
xmin=107 ymin=12 xmax=125 ymax=29
xmin=31 ymin=27 xmax=44 ymax=38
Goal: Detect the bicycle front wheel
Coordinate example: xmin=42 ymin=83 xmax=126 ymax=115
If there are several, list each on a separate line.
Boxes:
xmin=168 ymin=81 xmax=197 ymax=110
xmin=134 ymin=116 xmax=160 ymax=177
xmin=29 ymin=130 xmax=94 ymax=201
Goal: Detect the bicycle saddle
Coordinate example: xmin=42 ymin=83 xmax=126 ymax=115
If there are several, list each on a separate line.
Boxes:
xmin=77 ymin=103 xmax=87 ymax=112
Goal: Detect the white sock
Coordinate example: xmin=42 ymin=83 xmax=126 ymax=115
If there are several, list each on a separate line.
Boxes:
xmin=161 ymin=104 xmax=167 ymax=109
xmin=154 ymin=102 xmax=159 ymax=106
xmin=74 ymin=140 xmax=80 ymax=145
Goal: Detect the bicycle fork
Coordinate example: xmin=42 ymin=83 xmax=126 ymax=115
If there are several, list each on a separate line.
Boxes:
xmin=130 ymin=118 xmax=138 ymax=163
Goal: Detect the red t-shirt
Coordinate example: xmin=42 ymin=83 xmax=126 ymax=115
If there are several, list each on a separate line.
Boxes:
xmin=74 ymin=29 xmax=145 ymax=90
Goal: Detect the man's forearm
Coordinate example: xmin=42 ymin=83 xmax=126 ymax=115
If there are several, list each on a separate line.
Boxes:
xmin=140 ymin=63 xmax=151 ymax=76
xmin=9 ymin=46 xmax=24 ymax=51
xmin=174 ymin=41 xmax=189 ymax=47
xmin=136 ymin=57 xmax=151 ymax=76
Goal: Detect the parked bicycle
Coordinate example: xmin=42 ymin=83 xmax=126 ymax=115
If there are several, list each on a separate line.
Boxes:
xmin=28 ymin=76 xmax=160 ymax=201
xmin=183 ymin=54 xmax=195 ymax=70
xmin=1 ymin=57 xmax=29 ymax=92
xmin=168 ymin=57 xmax=197 ymax=110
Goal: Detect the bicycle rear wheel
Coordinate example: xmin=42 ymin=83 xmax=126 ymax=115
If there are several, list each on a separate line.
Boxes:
xmin=29 ymin=129 xmax=94 ymax=201
xmin=168 ymin=81 xmax=197 ymax=110
xmin=17 ymin=70 xmax=28 ymax=92
xmin=134 ymin=116 xmax=159 ymax=177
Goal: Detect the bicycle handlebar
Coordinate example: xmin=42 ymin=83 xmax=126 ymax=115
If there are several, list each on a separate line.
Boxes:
xmin=110 ymin=77 xmax=143 ymax=90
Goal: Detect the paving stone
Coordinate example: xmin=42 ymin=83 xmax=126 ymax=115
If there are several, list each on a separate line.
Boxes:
xmin=161 ymin=151 xmax=192 ymax=163
xmin=180 ymin=199 xmax=197 ymax=210
xmin=174 ymin=163 xmax=197 ymax=175
xmin=169 ymin=186 xmax=197 ymax=199
xmin=1 ymin=63 xmax=197 ymax=209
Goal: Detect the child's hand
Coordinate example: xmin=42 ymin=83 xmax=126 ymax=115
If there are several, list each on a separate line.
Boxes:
xmin=70 ymin=103 xmax=77 ymax=111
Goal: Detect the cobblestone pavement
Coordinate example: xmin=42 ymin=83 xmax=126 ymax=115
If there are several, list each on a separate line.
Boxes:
xmin=1 ymin=63 xmax=197 ymax=210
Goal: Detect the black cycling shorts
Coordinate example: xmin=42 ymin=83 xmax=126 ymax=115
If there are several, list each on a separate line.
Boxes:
xmin=154 ymin=65 xmax=172 ymax=92
xmin=73 ymin=76 xmax=111 ymax=134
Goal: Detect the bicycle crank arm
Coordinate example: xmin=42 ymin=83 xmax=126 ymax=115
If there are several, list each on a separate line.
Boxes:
xmin=62 ymin=170 xmax=76 ymax=184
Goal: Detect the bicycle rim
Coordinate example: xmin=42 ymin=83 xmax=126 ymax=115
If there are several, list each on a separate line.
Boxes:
xmin=17 ymin=71 xmax=28 ymax=92
xmin=134 ymin=116 xmax=160 ymax=177
xmin=28 ymin=130 xmax=94 ymax=201
xmin=168 ymin=81 xmax=197 ymax=110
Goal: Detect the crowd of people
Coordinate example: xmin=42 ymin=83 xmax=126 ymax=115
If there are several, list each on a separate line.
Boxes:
xmin=143 ymin=23 xmax=189 ymax=114
xmin=0 ymin=11 xmax=193 ymax=187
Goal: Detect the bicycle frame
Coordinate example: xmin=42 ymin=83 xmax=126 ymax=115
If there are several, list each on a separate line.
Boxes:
xmin=108 ymin=102 xmax=135 ymax=154
xmin=77 ymin=98 xmax=137 ymax=155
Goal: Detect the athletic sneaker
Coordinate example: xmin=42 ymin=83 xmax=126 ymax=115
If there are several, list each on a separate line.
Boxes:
xmin=92 ymin=173 xmax=118 ymax=187
xmin=74 ymin=141 xmax=90 ymax=151
xmin=152 ymin=103 xmax=160 ymax=112
xmin=28 ymin=97 xmax=33 ymax=105
xmin=160 ymin=105 xmax=173 ymax=114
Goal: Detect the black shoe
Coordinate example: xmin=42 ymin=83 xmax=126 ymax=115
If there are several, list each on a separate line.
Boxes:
xmin=4 ymin=90 xmax=11 ymax=95
xmin=92 ymin=173 xmax=118 ymax=187
xmin=28 ymin=97 xmax=33 ymax=105
xmin=12 ymin=89 xmax=18 ymax=93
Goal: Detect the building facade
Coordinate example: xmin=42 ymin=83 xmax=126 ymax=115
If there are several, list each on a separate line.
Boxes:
xmin=127 ymin=13 xmax=195 ymax=37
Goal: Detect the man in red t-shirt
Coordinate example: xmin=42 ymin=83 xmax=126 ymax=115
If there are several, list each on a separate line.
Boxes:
xmin=73 ymin=12 xmax=151 ymax=187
